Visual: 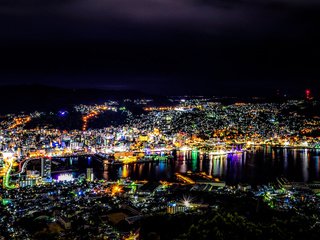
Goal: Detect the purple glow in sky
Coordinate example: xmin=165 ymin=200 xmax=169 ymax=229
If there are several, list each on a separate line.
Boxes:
xmin=0 ymin=0 xmax=319 ymax=96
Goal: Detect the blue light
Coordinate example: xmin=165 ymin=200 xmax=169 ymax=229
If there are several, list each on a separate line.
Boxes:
xmin=59 ymin=111 xmax=68 ymax=117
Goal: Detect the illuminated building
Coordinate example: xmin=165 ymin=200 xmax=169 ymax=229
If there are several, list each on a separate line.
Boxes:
xmin=41 ymin=158 xmax=51 ymax=180
xmin=19 ymin=178 xmax=36 ymax=188
xmin=57 ymin=173 xmax=74 ymax=182
xmin=139 ymin=135 xmax=149 ymax=142
xmin=86 ymin=168 xmax=94 ymax=181
xmin=20 ymin=170 xmax=41 ymax=187
xmin=0 ymin=154 xmax=3 ymax=168
xmin=167 ymin=202 xmax=188 ymax=214
xmin=70 ymin=140 xmax=81 ymax=149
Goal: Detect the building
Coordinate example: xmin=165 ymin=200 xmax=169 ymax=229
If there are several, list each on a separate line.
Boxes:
xmin=20 ymin=171 xmax=41 ymax=187
xmin=19 ymin=178 xmax=37 ymax=188
xmin=238 ymin=183 xmax=252 ymax=192
xmin=0 ymin=154 xmax=3 ymax=168
xmin=136 ymin=182 xmax=160 ymax=196
xmin=167 ymin=202 xmax=188 ymax=214
xmin=86 ymin=168 xmax=94 ymax=181
xmin=41 ymin=158 xmax=51 ymax=180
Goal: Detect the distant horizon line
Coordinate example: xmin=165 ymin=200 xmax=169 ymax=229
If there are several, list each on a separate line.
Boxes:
xmin=0 ymin=83 xmax=312 ymax=99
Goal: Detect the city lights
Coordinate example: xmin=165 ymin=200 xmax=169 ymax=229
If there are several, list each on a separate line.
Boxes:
xmin=1 ymin=95 xmax=320 ymax=239
xmin=57 ymin=173 xmax=74 ymax=182
xmin=0 ymin=0 xmax=318 ymax=237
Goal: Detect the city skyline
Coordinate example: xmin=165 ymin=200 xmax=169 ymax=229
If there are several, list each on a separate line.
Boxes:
xmin=1 ymin=1 xmax=320 ymax=240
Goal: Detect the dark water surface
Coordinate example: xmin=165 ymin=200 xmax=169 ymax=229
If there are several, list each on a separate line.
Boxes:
xmin=49 ymin=147 xmax=320 ymax=185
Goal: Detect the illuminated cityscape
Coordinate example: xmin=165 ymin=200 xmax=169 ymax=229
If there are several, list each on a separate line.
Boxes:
xmin=1 ymin=1 xmax=320 ymax=240
xmin=0 ymin=95 xmax=320 ymax=239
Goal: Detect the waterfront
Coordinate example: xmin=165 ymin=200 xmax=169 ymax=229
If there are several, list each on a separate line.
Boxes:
xmin=44 ymin=147 xmax=320 ymax=185
xmin=1 ymin=1 xmax=320 ymax=238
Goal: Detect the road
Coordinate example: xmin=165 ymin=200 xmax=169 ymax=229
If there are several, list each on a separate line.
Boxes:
xmin=3 ymin=157 xmax=16 ymax=189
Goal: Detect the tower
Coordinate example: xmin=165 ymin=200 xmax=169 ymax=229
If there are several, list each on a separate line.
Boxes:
xmin=306 ymin=89 xmax=312 ymax=100
xmin=0 ymin=153 xmax=3 ymax=168
xmin=41 ymin=158 xmax=51 ymax=180
xmin=86 ymin=168 xmax=94 ymax=182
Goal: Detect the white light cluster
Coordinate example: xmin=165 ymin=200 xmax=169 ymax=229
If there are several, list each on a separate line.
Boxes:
xmin=57 ymin=173 xmax=74 ymax=182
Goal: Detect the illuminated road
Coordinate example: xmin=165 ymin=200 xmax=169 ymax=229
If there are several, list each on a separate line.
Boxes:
xmin=3 ymin=157 xmax=16 ymax=189
xmin=8 ymin=116 xmax=31 ymax=130
xmin=82 ymin=106 xmax=108 ymax=131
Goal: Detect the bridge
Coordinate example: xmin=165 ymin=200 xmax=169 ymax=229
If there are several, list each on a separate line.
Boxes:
xmin=1 ymin=153 xmax=94 ymax=189
xmin=11 ymin=152 xmax=94 ymax=177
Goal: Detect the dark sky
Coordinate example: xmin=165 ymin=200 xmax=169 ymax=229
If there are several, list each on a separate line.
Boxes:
xmin=0 ymin=0 xmax=320 ymax=96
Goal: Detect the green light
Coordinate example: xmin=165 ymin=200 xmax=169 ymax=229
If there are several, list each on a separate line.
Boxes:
xmin=3 ymin=159 xmax=17 ymax=189
xmin=191 ymin=150 xmax=198 ymax=171
xmin=2 ymin=199 xmax=11 ymax=206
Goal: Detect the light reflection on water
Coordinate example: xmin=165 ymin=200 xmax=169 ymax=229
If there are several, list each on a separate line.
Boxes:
xmin=49 ymin=147 xmax=320 ymax=184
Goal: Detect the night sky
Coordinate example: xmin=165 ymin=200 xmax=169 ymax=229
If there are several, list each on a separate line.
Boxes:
xmin=0 ymin=0 xmax=319 ymax=96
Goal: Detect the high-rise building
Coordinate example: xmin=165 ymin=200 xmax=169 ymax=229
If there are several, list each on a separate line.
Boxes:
xmin=86 ymin=168 xmax=94 ymax=181
xmin=41 ymin=158 xmax=51 ymax=180
xmin=0 ymin=152 xmax=3 ymax=168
